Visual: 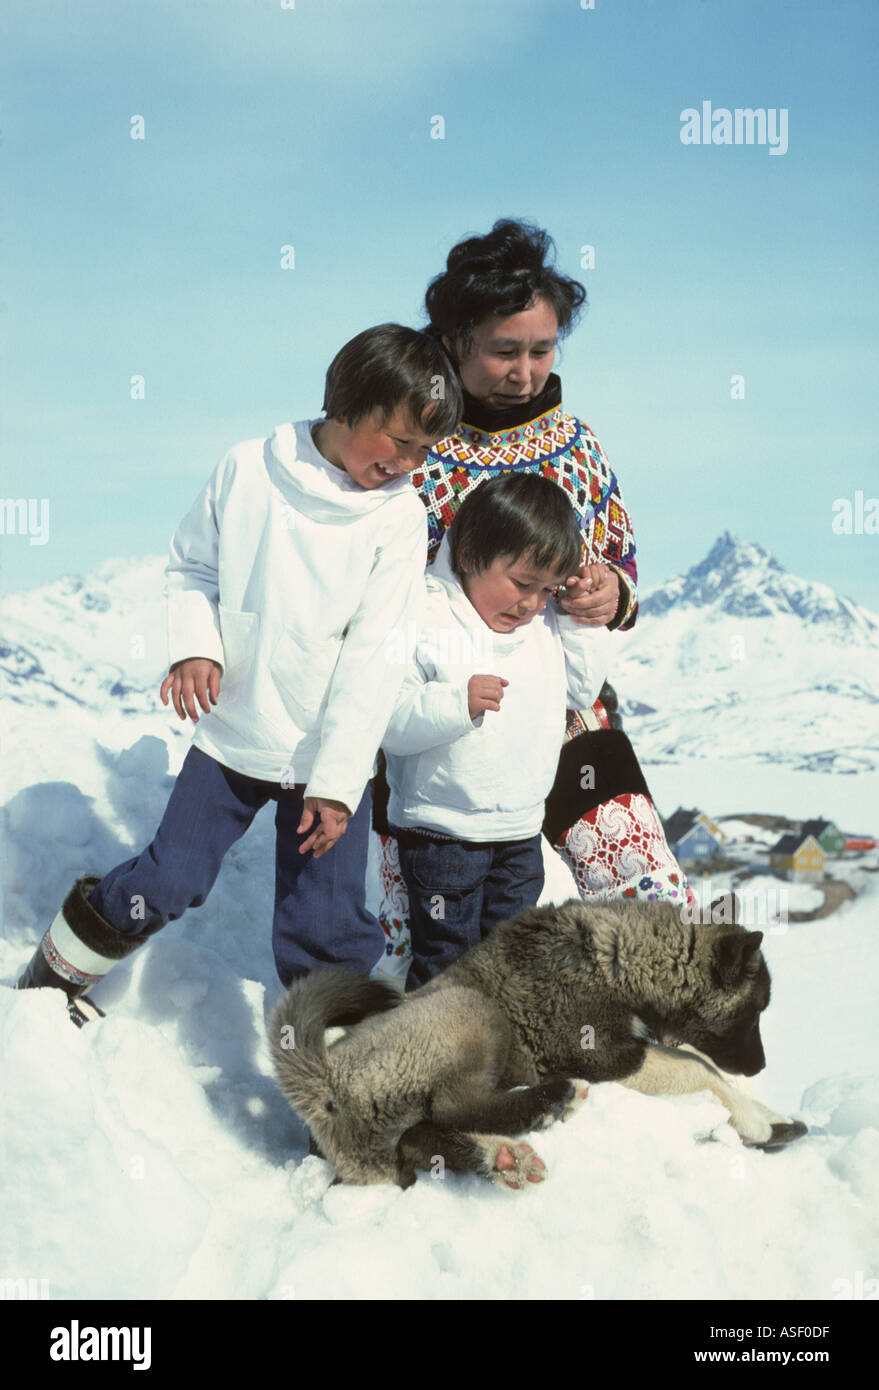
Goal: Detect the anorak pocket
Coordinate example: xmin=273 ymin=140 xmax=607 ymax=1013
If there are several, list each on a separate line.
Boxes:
xmin=272 ymin=626 xmax=344 ymax=730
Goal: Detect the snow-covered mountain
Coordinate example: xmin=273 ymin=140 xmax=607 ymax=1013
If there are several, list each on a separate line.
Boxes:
xmin=612 ymin=533 xmax=879 ymax=775
xmin=641 ymin=532 xmax=879 ymax=636
xmin=2 ymin=533 xmax=878 ymax=796
xmin=2 ymin=557 xmax=167 ymax=717
xmin=1 ymin=557 xmax=179 ymax=797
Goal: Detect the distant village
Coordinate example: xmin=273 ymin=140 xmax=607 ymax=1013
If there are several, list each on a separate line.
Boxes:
xmin=662 ymin=810 xmax=877 ymax=884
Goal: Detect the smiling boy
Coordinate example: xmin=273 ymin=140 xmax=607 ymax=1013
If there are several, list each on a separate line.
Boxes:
xmin=17 ymin=325 xmax=462 ymax=1021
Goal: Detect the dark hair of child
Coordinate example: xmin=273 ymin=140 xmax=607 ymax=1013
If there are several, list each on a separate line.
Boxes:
xmin=448 ymin=473 xmax=582 ymax=584
xmin=322 ymin=323 xmax=463 ymax=439
xmin=424 ymin=219 xmax=588 ymax=360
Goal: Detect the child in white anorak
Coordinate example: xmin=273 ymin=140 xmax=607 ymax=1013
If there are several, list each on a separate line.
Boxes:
xmin=17 ymin=325 xmax=462 ymax=1023
xmin=382 ymin=473 xmax=611 ymax=986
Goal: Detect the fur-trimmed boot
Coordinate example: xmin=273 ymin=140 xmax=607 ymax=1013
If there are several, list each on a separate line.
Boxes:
xmin=16 ymin=875 xmax=150 ymax=1027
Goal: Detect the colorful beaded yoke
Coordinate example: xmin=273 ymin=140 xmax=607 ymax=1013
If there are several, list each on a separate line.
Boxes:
xmin=410 ymin=375 xmax=638 ymax=629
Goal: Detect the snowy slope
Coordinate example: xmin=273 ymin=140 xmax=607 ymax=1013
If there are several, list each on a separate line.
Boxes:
xmin=4 ymin=532 xmax=878 ymax=796
xmin=1 ymin=742 xmax=877 ymax=1302
xmin=1 ymin=539 xmax=878 ymax=1301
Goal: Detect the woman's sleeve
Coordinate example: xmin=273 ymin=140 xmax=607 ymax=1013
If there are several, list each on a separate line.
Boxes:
xmin=578 ymin=424 xmax=638 ymax=631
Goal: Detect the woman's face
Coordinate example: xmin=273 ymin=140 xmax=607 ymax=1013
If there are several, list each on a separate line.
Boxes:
xmin=446 ymin=298 xmax=558 ymax=408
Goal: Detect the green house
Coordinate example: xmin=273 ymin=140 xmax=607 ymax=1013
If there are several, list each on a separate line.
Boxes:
xmin=801 ymin=819 xmax=846 ymax=856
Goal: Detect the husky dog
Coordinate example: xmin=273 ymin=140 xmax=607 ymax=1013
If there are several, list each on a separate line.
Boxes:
xmin=269 ymin=898 xmax=807 ymax=1190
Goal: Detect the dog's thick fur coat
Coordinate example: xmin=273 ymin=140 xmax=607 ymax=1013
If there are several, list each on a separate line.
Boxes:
xmin=269 ymin=898 xmax=806 ymax=1189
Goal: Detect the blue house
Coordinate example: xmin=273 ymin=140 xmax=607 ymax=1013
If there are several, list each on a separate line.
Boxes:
xmin=664 ymin=808 xmax=726 ymax=861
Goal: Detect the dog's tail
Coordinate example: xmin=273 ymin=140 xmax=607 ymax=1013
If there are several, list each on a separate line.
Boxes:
xmin=268 ymin=968 xmax=400 ymax=1126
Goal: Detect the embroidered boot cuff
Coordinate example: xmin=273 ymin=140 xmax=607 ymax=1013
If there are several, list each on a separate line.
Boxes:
xmin=41 ymin=875 xmax=149 ymax=989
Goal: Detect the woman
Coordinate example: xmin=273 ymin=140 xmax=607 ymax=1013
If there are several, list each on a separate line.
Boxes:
xmin=376 ymin=219 xmax=690 ymax=971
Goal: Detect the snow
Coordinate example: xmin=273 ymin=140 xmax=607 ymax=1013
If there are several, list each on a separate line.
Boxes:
xmin=2 ymin=732 xmax=877 ymax=1300
xmin=743 ymin=874 xmax=824 ymax=916
xmin=2 ymin=541 xmax=879 ymax=1300
xmin=715 ymin=818 xmax=782 ymax=847
xmin=687 ymin=871 xmax=825 ymax=923
xmin=645 ymin=757 xmax=879 ymax=838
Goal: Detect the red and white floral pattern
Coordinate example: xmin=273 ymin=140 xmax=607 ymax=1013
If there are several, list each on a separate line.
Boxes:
xmin=378 ymin=833 xmax=412 ymax=962
xmin=554 ymin=793 xmax=695 ymax=905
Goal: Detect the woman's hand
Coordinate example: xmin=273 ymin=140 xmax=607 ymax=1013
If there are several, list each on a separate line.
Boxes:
xmin=558 ymin=564 xmax=620 ymax=627
xmin=160 ymin=658 xmax=222 ymax=722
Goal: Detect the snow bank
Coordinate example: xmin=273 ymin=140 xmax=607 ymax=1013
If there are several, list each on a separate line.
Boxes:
xmin=2 ymin=730 xmax=878 ymax=1300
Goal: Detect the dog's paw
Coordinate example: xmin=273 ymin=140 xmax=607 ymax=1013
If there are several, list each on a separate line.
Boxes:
xmin=744 ymin=1119 xmax=808 ymax=1153
xmin=729 ymin=1105 xmax=773 ymax=1145
xmin=728 ymin=1095 xmax=807 ymax=1148
xmin=474 ymin=1137 xmax=547 ymax=1191
xmin=560 ymin=1078 xmax=590 ymax=1122
xmin=533 ymin=1078 xmax=590 ymax=1129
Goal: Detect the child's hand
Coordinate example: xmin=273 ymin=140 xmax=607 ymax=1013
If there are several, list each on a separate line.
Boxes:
xmin=161 ymin=658 xmax=222 ymax=722
xmin=297 ymin=797 xmax=350 ymax=859
xmin=558 ymin=563 xmax=620 ymax=627
xmin=468 ymin=674 xmax=509 ymax=719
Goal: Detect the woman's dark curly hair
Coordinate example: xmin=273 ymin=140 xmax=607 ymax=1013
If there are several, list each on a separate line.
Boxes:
xmin=424 ymin=218 xmax=587 ymax=359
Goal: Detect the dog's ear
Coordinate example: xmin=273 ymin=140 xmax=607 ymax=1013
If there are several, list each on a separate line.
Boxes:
xmin=709 ymin=892 xmax=741 ymax=926
xmin=740 ymin=930 xmax=764 ymax=975
xmin=712 ymin=929 xmax=764 ymax=986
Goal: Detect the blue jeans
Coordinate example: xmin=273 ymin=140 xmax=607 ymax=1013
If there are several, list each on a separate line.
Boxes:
xmin=392 ymin=827 xmax=544 ymax=988
xmin=89 ymin=746 xmax=384 ymax=985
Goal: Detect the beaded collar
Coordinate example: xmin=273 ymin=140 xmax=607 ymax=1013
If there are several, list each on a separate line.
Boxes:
xmin=457 ymin=373 xmax=565 ymax=447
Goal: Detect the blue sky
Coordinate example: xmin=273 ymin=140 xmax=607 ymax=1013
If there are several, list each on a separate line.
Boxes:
xmin=3 ymin=0 xmax=878 ymax=607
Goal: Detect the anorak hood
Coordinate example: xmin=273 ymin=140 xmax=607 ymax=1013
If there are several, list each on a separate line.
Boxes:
xmin=268 ymin=420 xmax=417 ymax=522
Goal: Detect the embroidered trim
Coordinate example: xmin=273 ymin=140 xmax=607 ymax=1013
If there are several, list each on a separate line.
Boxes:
xmin=41 ymin=931 xmax=104 ymax=988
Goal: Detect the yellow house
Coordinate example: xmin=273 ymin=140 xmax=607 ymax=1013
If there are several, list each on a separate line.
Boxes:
xmin=769 ymin=833 xmax=825 ymax=883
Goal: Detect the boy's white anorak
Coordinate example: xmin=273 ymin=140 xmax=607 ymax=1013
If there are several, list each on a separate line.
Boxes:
xmin=165 ymin=420 xmax=427 ymax=814
xmin=383 ymin=536 xmax=611 ymax=840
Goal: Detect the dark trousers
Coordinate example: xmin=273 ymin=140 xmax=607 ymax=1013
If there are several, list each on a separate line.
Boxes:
xmin=392 ymin=827 xmax=544 ymax=989
xmin=89 ymin=746 xmax=384 ymax=985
